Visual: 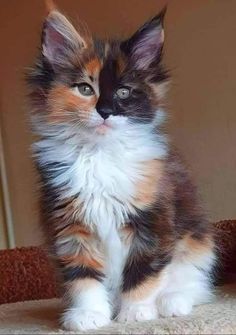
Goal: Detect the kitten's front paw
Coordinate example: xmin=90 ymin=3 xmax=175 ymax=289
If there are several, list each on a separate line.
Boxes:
xmin=62 ymin=308 xmax=110 ymax=331
xmin=117 ymin=303 xmax=158 ymax=322
xmin=158 ymin=293 xmax=193 ymax=317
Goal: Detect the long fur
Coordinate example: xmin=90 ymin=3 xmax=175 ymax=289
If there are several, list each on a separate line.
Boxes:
xmin=27 ymin=7 xmax=216 ymax=331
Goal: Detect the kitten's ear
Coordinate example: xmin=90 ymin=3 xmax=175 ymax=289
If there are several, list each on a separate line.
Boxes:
xmin=121 ymin=7 xmax=166 ymax=70
xmin=42 ymin=10 xmax=87 ymax=67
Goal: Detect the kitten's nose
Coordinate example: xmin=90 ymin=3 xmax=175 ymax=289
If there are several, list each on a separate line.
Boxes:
xmin=97 ymin=108 xmax=113 ymax=120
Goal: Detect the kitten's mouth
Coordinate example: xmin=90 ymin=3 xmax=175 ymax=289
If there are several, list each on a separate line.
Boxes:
xmin=95 ymin=120 xmax=113 ymax=135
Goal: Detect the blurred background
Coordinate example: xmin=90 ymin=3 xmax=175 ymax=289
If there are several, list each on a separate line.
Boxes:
xmin=0 ymin=0 xmax=236 ymax=248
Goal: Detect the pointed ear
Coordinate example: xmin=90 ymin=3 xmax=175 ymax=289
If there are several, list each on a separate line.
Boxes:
xmin=121 ymin=7 xmax=166 ymax=70
xmin=42 ymin=10 xmax=87 ymax=67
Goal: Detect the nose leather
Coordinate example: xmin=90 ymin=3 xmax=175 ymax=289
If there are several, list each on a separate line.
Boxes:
xmin=97 ymin=108 xmax=113 ymax=120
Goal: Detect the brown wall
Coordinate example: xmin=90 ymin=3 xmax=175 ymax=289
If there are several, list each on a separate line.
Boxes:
xmin=0 ymin=0 xmax=236 ymax=247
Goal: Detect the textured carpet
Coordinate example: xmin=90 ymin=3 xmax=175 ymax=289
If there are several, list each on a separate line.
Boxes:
xmin=0 ymin=285 xmax=235 ymax=334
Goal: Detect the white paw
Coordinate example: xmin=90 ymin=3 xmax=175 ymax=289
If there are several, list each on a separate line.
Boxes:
xmin=118 ymin=303 xmax=158 ymax=322
xmin=158 ymin=293 xmax=193 ymax=317
xmin=62 ymin=308 xmax=110 ymax=331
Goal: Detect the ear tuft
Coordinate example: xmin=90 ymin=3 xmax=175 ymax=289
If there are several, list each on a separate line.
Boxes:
xmin=45 ymin=0 xmax=57 ymax=14
xmin=121 ymin=7 xmax=167 ymax=70
xmin=153 ymin=5 xmax=167 ymax=25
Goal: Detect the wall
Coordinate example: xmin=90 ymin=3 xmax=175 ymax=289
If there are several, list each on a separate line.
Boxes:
xmin=0 ymin=184 xmax=8 ymax=249
xmin=0 ymin=0 xmax=235 ymax=247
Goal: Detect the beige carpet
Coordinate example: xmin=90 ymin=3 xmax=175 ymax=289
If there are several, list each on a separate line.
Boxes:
xmin=0 ymin=285 xmax=235 ymax=334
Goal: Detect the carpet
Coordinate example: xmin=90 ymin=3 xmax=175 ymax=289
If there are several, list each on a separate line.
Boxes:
xmin=0 ymin=285 xmax=235 ymax=334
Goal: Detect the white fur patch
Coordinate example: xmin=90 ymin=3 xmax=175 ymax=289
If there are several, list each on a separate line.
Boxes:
xmin=62 ymin=282 xmax=111 ymax=331
xmin=118 ymin=302 xmax=158 ymax=322
xmin=34 ymin=114 xmax=166 ymax=232
xmin=165 ymin=254 xmax=214 ymax=315
xmin=156 ymin=258 xmax=214 ymax=318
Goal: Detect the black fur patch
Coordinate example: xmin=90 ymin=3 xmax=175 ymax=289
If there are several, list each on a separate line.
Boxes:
xmin=122 ymin=207 xmax=173 ymax=291
xmin=62 ymin=265 xmax=104 ymax=282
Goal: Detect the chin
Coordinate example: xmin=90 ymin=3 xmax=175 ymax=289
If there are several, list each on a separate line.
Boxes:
xmin=95 ymin=123 xmax=112 ymax=135
xmin=87 ymin=114 xmax=129 ymax=135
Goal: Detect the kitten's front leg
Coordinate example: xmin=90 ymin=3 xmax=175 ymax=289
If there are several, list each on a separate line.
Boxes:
xmin=117 ymin=243 xmax=167 ymax=322
xmin=117 ymin=210 xmax=173 ymax=323
xmin=62 ymin=278 xmax=111 ymax=331
xmin=56 ymin=227 xmax=111 ymax=331
xmin=117 ymin=270 xmax=161 ymax=322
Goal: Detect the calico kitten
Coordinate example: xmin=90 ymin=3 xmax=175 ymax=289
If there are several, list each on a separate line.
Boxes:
xmin=27 ymin=5 xmax=216 ymax=331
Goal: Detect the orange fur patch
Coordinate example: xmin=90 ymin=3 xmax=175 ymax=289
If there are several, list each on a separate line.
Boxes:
xmin=58 ymin=224 xmax=91 ymax=239
xmin=47 ymin=85 xmax=97 ymax=123
xmin=123 ymin=272 xmax=164 ymax=301
xmin=57 ymin=223 xmax=104 ymax=271
xmin=85 ymin=58 xmax=101 ymax=77
xmin=184 ymin=234 xmax=214 ymax=254
xmin=175 ymin=234 xmax=214 ymax=262
xmin=132 ymin=159 xmax=164 ymax=209
xmin=45 ymin=0 xmax=56 ymax=14
xmin=61 ymin=253 xmax=103 ymax=270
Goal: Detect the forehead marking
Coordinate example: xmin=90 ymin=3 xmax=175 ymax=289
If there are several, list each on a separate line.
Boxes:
xmin=85 ymin=58 xmax=101 ymax=78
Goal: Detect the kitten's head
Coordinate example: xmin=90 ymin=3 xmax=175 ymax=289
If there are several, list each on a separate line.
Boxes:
xmin=28 ymin=7 xmax=168 ymax=135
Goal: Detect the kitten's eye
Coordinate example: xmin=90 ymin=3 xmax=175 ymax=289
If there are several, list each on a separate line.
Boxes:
xmin=73 ymin=83 xmax=95 ymax=96
xmin=116 ymin=87 xmax=131 ymax=99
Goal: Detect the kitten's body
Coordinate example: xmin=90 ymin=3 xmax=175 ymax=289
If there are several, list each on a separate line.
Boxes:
xmin=28 ymin=7 xmax=216 ymax=331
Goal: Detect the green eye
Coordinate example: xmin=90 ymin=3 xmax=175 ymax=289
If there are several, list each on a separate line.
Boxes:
xmin=116 ymin=87 xmax=131 ymax=99
xmin=74 ymin=83 xmax=95 ymax=96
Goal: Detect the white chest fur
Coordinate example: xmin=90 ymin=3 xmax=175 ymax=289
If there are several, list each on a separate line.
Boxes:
xmin=35 ymin=121 xmax=166 ymax=235
xmin=34 ymin=118 xmax=166 ymax=293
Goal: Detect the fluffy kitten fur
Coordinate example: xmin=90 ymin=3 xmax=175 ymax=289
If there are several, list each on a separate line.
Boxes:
xmin=27 ymin=5 xmax=216 ymax=331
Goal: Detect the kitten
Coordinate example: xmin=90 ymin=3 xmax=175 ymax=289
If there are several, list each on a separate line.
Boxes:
xmin=27 ymin=6 xmax=216 ymax=331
